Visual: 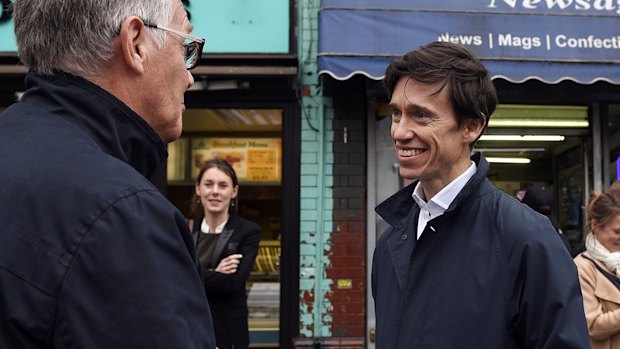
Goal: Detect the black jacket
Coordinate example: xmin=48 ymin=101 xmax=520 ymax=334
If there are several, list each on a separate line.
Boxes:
xmin=0 ymin=72 xmax=216 ymax=348
xmin=192 ymin=214 xmax=261 ymax=349
xmin=372 ymin=153 xmax=590 ymax=349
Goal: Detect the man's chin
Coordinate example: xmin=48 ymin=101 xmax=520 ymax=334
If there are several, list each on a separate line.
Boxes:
xmin=162 ymin=126 xmax=183 ymax=144
xmin=399 ymin=168 xmax=419 ymax=182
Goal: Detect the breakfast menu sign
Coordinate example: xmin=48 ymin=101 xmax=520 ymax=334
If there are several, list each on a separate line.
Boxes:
xmin=192 ymin=138 xmax=282 ymax=184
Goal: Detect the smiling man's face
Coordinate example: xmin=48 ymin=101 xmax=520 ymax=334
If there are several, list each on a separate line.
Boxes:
xmin=390 ymin=76 xmax=476 ymax=198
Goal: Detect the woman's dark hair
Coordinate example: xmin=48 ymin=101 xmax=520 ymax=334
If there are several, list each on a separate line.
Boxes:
xmin=384 ymin=41 xmax=498 ymax=147
xmin=190 ymin=158 xmax=239 ymax=219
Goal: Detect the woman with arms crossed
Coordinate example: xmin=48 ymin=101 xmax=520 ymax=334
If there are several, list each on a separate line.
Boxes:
xmin=190 ymin=158 xmax=261 ymax=349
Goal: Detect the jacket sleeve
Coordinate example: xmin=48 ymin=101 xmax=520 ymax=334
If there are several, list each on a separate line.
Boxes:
xmin=54 ymin=189 xmax=216 ymax=349
xmin=506 ymin=219 xmax=591 ymax=349
xmin=203 ymin=222 xmax=261 ymax=293
xmin=575 ymin=255 xmax=620 ymax=340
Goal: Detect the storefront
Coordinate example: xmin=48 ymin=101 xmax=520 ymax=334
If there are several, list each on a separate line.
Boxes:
xmin=174 ymin=3 xmax=300 ymax=347
xmin=4 ymin=0 xmax=620 ymax=347
xmin=295 ymin=0 xmax=620 ymax=347
xmin=0 ymin=1 xmax=301 ymax=348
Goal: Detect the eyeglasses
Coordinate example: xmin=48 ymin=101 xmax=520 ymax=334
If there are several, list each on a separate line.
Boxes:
xmin=142 ymin=19 xmax=205 ymax=70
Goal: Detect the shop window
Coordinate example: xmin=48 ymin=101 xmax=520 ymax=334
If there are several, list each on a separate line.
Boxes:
xmin=167 ymin=108 xmax=283 ymax=347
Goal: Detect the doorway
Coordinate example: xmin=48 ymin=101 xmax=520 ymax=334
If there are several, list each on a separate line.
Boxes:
xmin=166 ymin=106 xmax=296 ymax=348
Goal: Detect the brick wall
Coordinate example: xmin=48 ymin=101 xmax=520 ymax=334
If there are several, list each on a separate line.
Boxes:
xmin=325 ymin=78 xmax=367 ymax=340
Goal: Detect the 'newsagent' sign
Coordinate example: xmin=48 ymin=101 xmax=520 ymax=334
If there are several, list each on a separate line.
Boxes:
xmin=320 ymin=0 xmax=620 ymax=63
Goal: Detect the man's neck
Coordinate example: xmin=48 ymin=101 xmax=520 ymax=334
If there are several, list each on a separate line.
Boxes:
xmin=420 ymin=158 xmax=474 ymax=201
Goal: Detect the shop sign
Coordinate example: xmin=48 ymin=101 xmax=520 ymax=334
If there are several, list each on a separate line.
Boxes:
xmin=323 ymin=0 xmax=620 ymax=16
xmin=191 ymin=138 xmax=282 ymax=184
xmin=320 ymin=0 xmax=620 ymax=63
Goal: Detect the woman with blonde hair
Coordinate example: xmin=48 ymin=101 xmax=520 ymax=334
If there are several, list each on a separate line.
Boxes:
xmin=574 ymin=181 xmax=620 ymax=349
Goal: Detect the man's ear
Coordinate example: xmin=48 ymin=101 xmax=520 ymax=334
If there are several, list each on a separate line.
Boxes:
xmin=462 ymin=117 xmax=485 ymax=143
xmin=118 ymin=16 xmax=148 ymax=75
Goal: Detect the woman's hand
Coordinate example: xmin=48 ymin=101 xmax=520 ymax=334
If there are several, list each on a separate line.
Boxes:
xmin=215 ymin=254 xmax=243 ymax=274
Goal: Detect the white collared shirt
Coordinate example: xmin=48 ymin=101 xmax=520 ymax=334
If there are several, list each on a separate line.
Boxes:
xmin=200 ymin=218 xmax=228 ymax=235
xmin=412 ymin=161 xmax=477 ymax=240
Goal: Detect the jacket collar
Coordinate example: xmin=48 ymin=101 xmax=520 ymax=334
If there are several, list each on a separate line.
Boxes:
xmin=376 ymin=152 xmax=490 ymax=228
xmin=376 ymin=153 xmax=491 ymax=293
xmin=210 ymin=226 xmax=235 ymax=267
xmin=20 ymin=71 xmax=167 ymax=179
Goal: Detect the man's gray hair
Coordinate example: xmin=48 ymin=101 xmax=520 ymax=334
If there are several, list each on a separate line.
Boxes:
xmin=14 ymin=0 xmax=173 ymax=78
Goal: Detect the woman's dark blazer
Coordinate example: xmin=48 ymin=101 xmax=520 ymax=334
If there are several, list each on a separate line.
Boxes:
xmin=192 ymin=214 xmax=261 ymax=349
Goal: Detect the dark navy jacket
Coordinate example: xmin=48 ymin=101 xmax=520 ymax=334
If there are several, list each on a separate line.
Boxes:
xmin=372 ymin=154 xmax=590 ymax=349
xmin=0 ymin=72 xmax=216 ymax=348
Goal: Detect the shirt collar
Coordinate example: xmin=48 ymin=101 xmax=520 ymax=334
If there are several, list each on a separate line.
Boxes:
xmin=200 ymin=217 xmax=228 ymax=234
xmin=375 ymin=153 xmax=491 ymax=228
xmin=412 ymin=161 xmax=477 ymax=212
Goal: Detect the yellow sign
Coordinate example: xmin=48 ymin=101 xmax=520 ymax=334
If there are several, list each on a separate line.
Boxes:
xmin=337 ymin=279 xmax=352 ymax=289
xmin=191 ymin=138 xmax=282 ymax=183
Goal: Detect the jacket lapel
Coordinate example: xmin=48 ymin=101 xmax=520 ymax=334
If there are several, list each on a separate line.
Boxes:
xmin=190 ymin=218 xmax=200 ymax=246
xmin=210 ymin=226 xmax=234 ymax=267
xmin=375 ymin=182 xmax=419 ymax=294
xmin=192 ymin=230 xmax=199 ymax=246
xmin=386 ymin=208 xmax=418 ymax=293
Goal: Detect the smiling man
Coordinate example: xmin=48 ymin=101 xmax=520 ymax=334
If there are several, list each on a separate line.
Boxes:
xmin=371 ymin=41 xmax=590 ymax=349
xmin=0 ymin=0 xmax=215 ymax=348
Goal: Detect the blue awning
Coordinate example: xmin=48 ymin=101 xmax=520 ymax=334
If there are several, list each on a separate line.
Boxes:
xmin=318 ymin=1 xmax=620 ymax=84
